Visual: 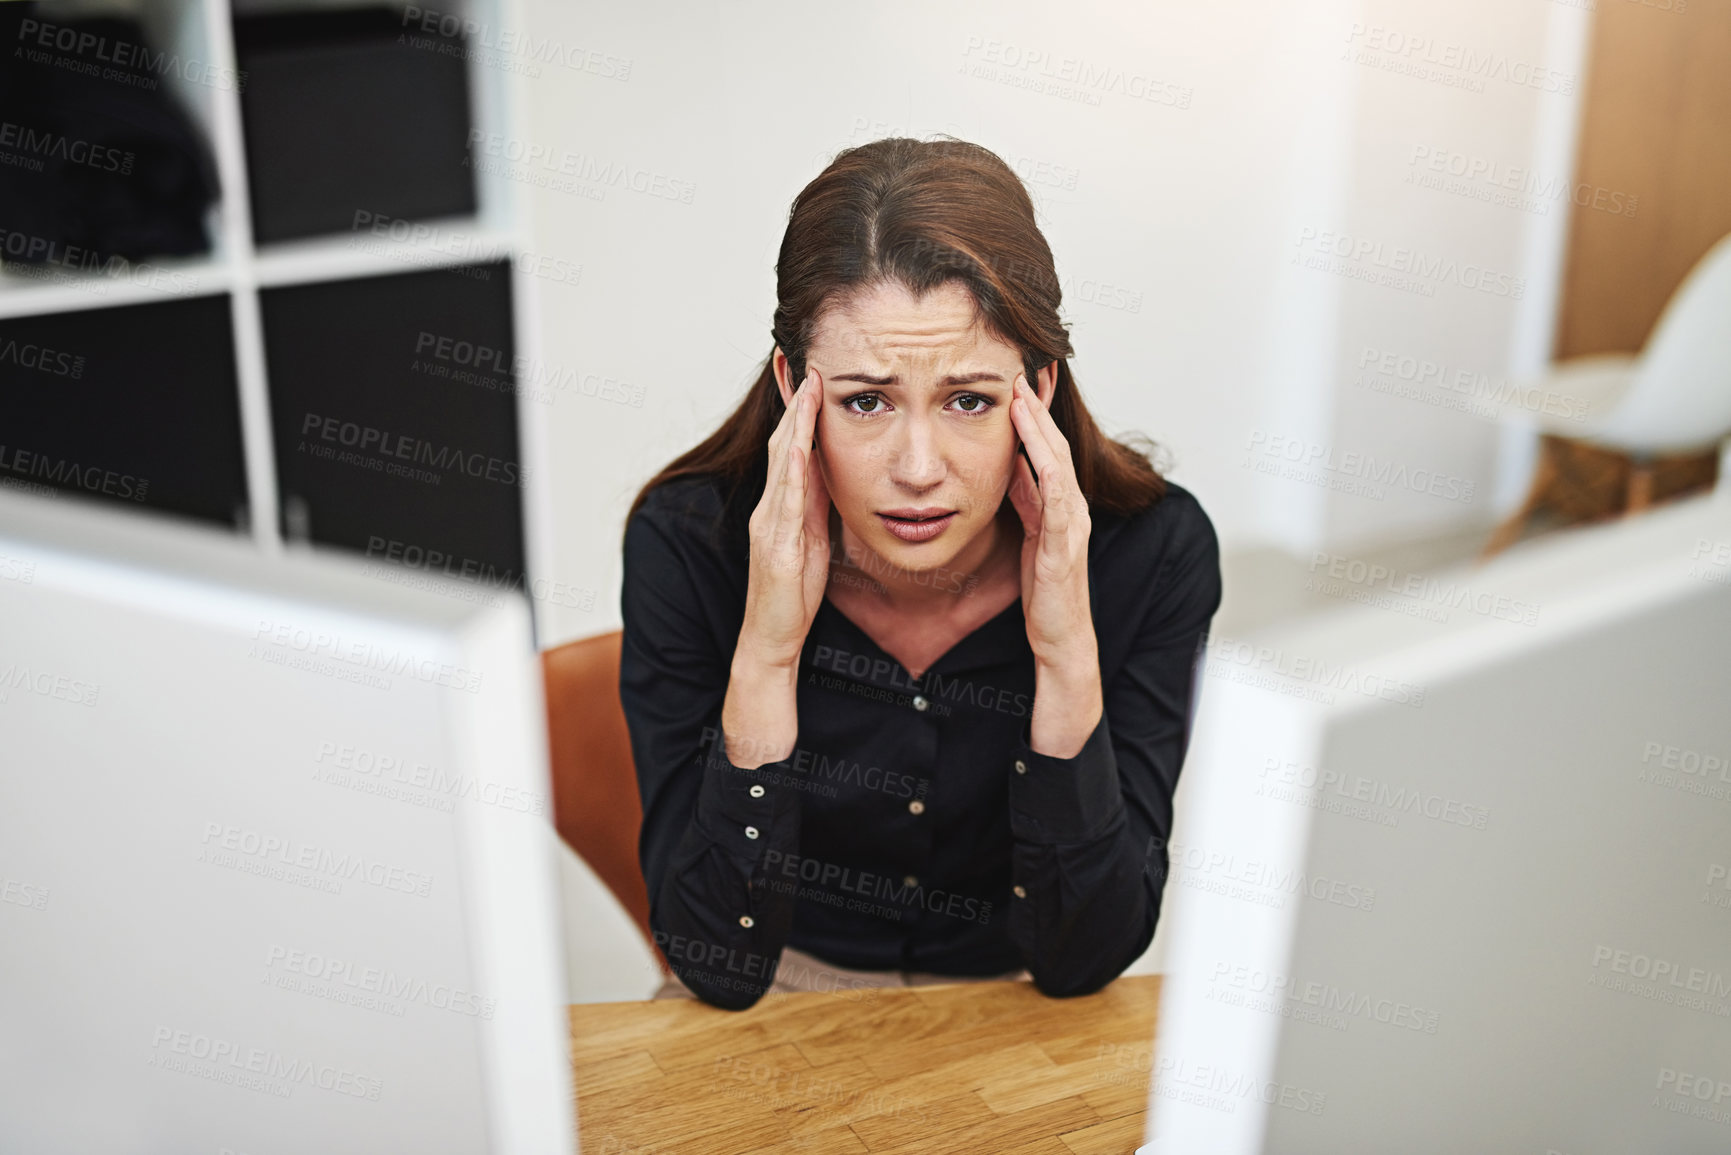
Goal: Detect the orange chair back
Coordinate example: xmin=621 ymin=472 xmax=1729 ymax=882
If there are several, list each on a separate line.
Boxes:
xmin=541 ymin=630 xmax=669 ymax=977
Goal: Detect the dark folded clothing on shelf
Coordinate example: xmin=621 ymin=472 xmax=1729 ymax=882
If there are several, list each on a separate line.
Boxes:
xmin=0 ymin=3 xmax=220 ymax=269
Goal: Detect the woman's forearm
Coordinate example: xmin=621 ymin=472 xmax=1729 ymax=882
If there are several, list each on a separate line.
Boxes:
xmin=1029 ymin=650 xmax=1103 ymax=759
xmin=721 ymin=650 xmax=801 ymax=768
xmin=648 ymin=648 xmax=805 ymax=1011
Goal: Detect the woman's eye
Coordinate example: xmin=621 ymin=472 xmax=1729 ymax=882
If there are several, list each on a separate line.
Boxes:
xmin=841 ymin=392 xmax=992 ymax=416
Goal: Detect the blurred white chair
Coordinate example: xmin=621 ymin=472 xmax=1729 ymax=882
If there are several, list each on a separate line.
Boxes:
xmin=1483 ymin=230 xmax=1731 ymax=557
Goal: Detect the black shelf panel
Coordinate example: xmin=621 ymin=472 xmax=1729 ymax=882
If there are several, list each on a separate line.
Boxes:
xmin=261 ymin=259 xmax=526 ymax=589
xmin=0 ymin=294 xmax=248 ymax=528
xmin=235 ymin=5 xmax=478 ymax=245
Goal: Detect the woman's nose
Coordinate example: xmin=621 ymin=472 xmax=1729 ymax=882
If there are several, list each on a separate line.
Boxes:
xmin=885 ymin=424 xmax=946 ymax=489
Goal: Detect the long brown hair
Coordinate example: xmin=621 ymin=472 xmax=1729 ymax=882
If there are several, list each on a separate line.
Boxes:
xmin=625 ymin=136 xmax=1168 ymax=534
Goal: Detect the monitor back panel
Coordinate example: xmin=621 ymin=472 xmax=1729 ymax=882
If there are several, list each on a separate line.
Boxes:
xmin=0 ymin=496 xmax=571 ymax=1154
xmin=1145 ymin=498 xmax=1731 ymax=1154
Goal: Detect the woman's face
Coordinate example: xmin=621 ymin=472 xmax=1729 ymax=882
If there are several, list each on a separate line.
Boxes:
xmin=774 ymin=279 xmax=1056 ymax=582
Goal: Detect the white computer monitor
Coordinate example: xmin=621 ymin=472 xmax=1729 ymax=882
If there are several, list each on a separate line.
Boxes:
xmin=0 ymin=490 xmax=573 ymax=1154
xmin=1142 ymin=492 xmax=1731 ymax=1153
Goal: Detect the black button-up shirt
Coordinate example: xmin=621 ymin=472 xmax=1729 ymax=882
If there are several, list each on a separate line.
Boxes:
xmin=619 ymin=472 xmax=1221 ymax=1010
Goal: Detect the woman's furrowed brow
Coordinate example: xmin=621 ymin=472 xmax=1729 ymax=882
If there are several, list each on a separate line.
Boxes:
xmin=827 ymin=371 xmax=1008 ymax=386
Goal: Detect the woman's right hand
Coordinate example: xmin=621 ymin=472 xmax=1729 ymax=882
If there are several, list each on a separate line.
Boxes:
xmin=723 ymin=368 xmax=831 ymax=767
xmin=741 ymin=367 xmax=832 ymax=667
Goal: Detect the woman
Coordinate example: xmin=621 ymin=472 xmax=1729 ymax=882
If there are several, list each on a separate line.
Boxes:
xmin=619 ymin=137 xmax=1221 ymax=1010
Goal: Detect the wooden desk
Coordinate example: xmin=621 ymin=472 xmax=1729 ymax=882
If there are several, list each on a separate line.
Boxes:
xmin=567 ymin=974 xmax=1160 ymax=1155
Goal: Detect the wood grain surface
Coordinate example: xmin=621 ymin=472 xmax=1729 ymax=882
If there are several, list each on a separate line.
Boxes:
xmin=568 ymin=974 xmax=1161 ymax=1154
xmin=1556 ymin=0 xmax=1731 ymax=357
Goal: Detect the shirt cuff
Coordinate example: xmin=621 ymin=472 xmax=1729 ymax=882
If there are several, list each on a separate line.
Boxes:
xmin=692 ymin=722 xmax=802 ymax=859
xmin=1007 ymin=708 xmax=1123 ymax=845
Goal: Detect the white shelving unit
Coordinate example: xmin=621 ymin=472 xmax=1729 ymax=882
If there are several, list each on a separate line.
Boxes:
xmin=1 ymin=0 xmax=552 ymax=633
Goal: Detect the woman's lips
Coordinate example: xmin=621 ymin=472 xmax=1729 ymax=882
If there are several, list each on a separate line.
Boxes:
xmin=877 ymin=511 xmax=957 ymax=543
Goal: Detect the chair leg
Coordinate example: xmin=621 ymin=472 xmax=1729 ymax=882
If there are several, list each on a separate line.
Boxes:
xmin=1480 ymin=436 xmax=1556 ymax=561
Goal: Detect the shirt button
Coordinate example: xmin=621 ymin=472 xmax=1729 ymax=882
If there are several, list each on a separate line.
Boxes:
xmin=903 ymin=874 xmax=918 ymax=887
xmin=908 ymin=800 xmax=925 ymax=815
xmin=749 ymin=785 xmax=765 ymax=798
xmin=1014 ymin=759 xmax=1028 ymax=775
xmin=744 ymin=826 xmax=759 ymax=839
xmin=912 ymin=694 xmax=928 ymax=712
xmin=1012 ymin=885 xmax=1027 ymax=898
xmin=739 ymin=915 xmax=755 ymax=928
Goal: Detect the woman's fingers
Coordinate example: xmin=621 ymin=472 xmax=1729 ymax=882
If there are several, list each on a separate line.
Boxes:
xmin=762 ymin=374 xmax=800 ymax=507
xmin=1010 ymin=378 xmax=1059 ymax=505
xmin=1006 ymin=447 xmax=1041 ymax=537
xmin=781 ymin=371 xmax=818 ymax=526
xmin=1019 ymin=372 xmax=1074 ymax=469
xmin=1010 ymin=375 xmax=1076 ymax=541
xmin=802 ymin=380 xmax=831 ymax=544
xmin=765 ymin=371 xmax=809 ymax=533
xmin=766 ymin=368 xmax=802 ymax=462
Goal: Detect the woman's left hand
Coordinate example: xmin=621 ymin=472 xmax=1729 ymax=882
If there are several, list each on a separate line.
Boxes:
xmin=1006 ymin=373 xmax=1103 ymax=757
